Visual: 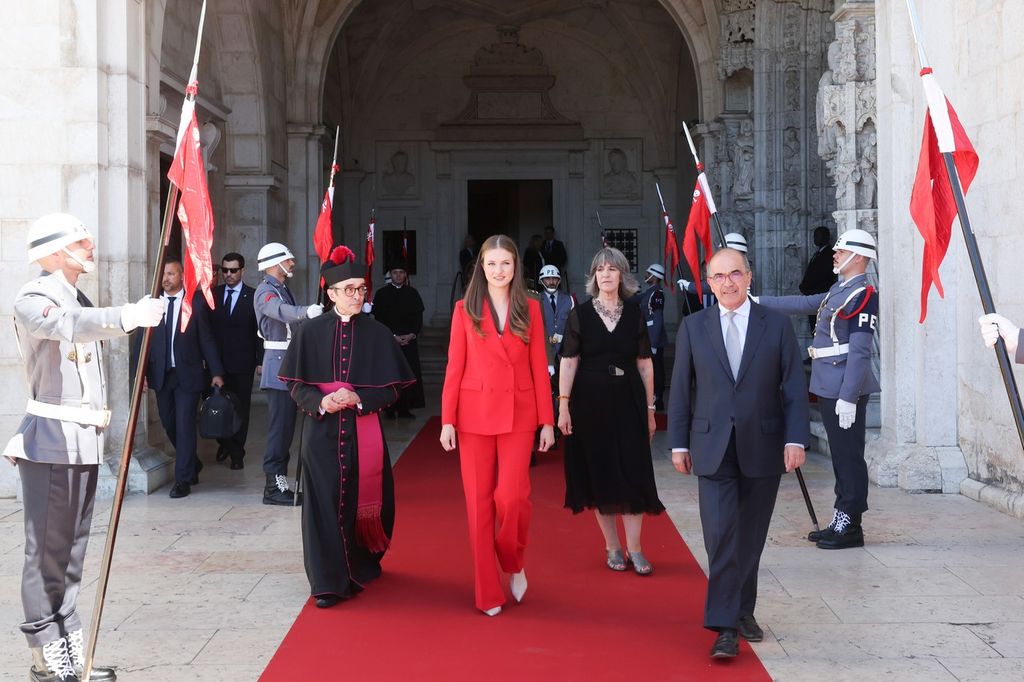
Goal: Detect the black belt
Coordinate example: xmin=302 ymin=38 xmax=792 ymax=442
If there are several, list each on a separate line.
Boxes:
xmin=579 ymin=364 xmax=628 ymax=376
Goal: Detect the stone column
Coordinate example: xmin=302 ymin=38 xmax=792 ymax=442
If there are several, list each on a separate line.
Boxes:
xmin=287 ymin=123 xmax=328 ymax=303
xmin=867 ymin=1 xmax=967 ymax=493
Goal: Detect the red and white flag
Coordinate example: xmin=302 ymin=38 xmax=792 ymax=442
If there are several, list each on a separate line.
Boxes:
xmin=313 ymin=184 xmax=334 ymax=266
xmin=682 ymin=172 xmax=717 ymax=300
xmin=167 ymin=83 xmax=215 ymax=332
xmin=661 ymin=210 xmax=681 ymax=294
xmin=909 ymin=67 xmax=979 ymax=323
xmin=401 ymin=227 xmax=409 ymax=261
xmin=365 ymin=211 xmax=376 ymax=302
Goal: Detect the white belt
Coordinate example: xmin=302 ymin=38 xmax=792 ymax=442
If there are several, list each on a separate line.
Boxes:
xmin=26 ymin=399 xmax=111 ymax=428
xmin=807 ymin=344 xmax=849 ymax=360
xmin=264 ymin=340 xmax=290 ymax=350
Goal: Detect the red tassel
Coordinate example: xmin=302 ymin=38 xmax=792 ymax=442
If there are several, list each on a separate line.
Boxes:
xmin=356 ymin=505 xmax=390 ymax=554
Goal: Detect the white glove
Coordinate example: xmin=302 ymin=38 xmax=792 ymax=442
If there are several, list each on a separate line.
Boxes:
xmin=121 ymin=295 xmax=164 ymax=331
xmin=362 ymin=302 xmax=373 ymax=314
xmin=551 ymin=333 xmax=563 ymax=344
xmin=548 ymin=365 xmax=555 ymax=377
xmin=676 ymin=278 xmax=691 ymax=292
xmin=835 ymin=398 xmax=857 ymax=430
xmin=748 ymin=292 xmax=759 ymax=303
xmin=979 ymin=313 xmax=1019 ymax=354
xmin=306 ymin=304 xmax=324 ymax=319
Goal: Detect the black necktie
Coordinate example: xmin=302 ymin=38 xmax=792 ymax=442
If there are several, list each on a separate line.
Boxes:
xmin=549 ymin=293 xmax=557 ymax=316
xmin=225 ymin=288 xmax=235 ymax=315
xmin=165 ymin=296 xmax=176 ymax=368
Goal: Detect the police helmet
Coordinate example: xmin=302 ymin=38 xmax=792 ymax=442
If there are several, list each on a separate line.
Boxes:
xmin=645 ymin=264 xmax=665 ymax=280
xmin=257 ymin=242 xmax=296 ymax=271
xmin=26 ymin=213 xmax=95 ymax=264
xmin=539 ymin=265 xmax=560 ymax=280
xmin=724 ymin=232 xmax=748 ymax=253
xmin=833 ymin=229 xmax=877 ymax=260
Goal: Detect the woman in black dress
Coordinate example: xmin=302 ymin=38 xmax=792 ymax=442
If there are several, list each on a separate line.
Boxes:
xmin=557 ymin=247 xmax=665 ymax=575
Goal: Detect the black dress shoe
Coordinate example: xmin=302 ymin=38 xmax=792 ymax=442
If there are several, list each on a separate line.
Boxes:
xmin=737 ymin=614 xmax=764 ymax=642
xmin=216 ymin=444 xmax=229 ymax=462
xmin=808 ymin=510 xmax=839 ymax=542
xmin=230 ymin=458 xmax=244 ymax=470
xmin=397 ymin=410 xmax=415 ymax=419
xmin=710 ymin=629 xmax=738 ymax=658
xmin=816 ymin=511 xmax=864 ymax=550
xmin=315 ymin=595 xmax=340 ymax=608
xmin=169 ymin=482 xmax=191 ymax=498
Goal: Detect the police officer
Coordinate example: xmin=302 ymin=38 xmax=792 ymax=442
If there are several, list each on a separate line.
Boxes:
xmin=3 ymin=213 xmax=164 ymax=681
xmin=538 ymin=265 xmax=574 ymax=367
xmin=630 ymin=264 xmax=668 ymax=411
xmin=254 ymin=242 xmax=323 ymax=505
xmin=677 ymin=232 xmax=749 ymax=309
xmin=756 ymin=229 xmax=880 ymax=549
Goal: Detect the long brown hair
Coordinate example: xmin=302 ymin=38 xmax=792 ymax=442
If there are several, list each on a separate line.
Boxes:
xmin=463 ymin=234 xmax=532 ymax=343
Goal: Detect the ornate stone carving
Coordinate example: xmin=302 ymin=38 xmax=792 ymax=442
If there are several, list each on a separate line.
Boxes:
xmin=382 ymin=150 xmax=415 ymax=197
xmin=858 ymin=126 xmax=877 ymax=208
xmin=731 ymin=118 xmax=754 ymax=199
xmin=601 ymin=148 xmax=640 ymax=200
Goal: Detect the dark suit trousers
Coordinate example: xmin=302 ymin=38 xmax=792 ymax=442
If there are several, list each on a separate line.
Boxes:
xmin=217 ymin=368 xmax=256 ymax=458
xmin=155 ymin=370 xmax=201 ymax=484
xmin=818 ymin=396 xmax=870 ymax=515
xmin=651 ymin=350 xmax=665 ymax=411
xmin=698 ymin=432 xmax=781 ymax=631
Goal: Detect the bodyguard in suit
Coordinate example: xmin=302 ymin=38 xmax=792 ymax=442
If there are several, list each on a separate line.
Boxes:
xmin=209 ymin=252 xmax=262 ymax=469
xmin=3 ymin=213 xmax=163 ymax=681
xmin=541 ymin=225 xmax=568 ymax=278
xmin=144 ymin=260 xmax=225 ymax=499
xmin=797 ymin=226 xmax=838 ymax=334
xmin=254 ymin=241 xmax=323 ymax=505
xmin=757 ymin=229 xmax=879 ymax=549
xmin=630 ymin=264 xmax=668 ymax=411
xmin=668 ymin=248 xmax=809 ymax=659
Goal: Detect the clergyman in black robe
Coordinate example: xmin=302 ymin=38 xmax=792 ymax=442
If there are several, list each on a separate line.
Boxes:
xmin=372 ymin=262 xmax=425 ymax=416
xmin=279 ymin=245 xmax=414 ymax=608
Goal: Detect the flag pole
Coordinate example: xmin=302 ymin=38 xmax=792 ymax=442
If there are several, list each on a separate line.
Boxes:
xmin=81 ymin=5 xmax=206 ymax=679
xmin=653 ymin=177 xmax=683 ymax=286
xmin=681 ymin=122 xmax=727 ymax=249
xmin=596 ymin=210 xmax=608 ymax=248
xmin=906 ymin=0 xmax=1024 ymax=452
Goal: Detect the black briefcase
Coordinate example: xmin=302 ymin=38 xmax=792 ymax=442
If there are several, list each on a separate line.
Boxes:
xmin=198 ymin=386 xmax=243 ymax=439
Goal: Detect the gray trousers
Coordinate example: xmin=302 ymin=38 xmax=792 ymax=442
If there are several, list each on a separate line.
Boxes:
xmin=18 ymin=460 xmax=98 ymax=647
xmin=263 ymin=388 xmax=297 ymax=475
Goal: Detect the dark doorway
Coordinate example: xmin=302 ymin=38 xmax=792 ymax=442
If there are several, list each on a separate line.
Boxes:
xmin=466 ymin=179 xmax=553 ymax=252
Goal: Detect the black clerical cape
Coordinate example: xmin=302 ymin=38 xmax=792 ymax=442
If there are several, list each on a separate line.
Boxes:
xmin=279 ymin=311 xmax=414 ymax=599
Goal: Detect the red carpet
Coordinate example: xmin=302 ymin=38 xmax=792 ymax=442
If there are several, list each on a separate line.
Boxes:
xmin=261 ymin=418 xmax=770 ymax=682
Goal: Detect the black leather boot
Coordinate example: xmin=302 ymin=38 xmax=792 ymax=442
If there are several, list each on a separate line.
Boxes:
xmin=263 ymin=473 xmax=300 ymax=506
xmin=816 ymin=511 xmax=864 ymax=549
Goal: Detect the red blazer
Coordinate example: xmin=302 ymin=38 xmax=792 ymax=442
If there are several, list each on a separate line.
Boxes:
xmin=442 ymin=298 xmax=555 ymax=435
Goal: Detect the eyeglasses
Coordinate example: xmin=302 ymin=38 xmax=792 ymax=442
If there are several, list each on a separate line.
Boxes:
xmin=221 ymin=267 xmax=241 ymax=274
xmin=708 ymin=270 xmax=748 ymax=285
xmin=330 ymin=285 xmax=368 ymax=297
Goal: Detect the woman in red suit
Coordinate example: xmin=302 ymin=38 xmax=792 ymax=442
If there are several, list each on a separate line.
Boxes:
xmin=440 ymin=234 xmax=555 ymax=616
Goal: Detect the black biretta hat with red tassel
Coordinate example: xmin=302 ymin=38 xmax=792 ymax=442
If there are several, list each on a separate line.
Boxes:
xmin=321 ymin=245 xmax=367 ymax=286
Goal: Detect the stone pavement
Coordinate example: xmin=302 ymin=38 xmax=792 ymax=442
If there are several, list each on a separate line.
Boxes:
xmin=1 ymin=392 xmax=1023 ymax=680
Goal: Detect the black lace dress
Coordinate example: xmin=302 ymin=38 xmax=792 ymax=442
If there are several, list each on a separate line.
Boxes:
xmin=561 ymin=300 xmax=665 ymax=515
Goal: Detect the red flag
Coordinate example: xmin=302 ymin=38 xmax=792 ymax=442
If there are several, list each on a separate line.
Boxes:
xmin=401 ymin=227 xmax=409 ymax=261
xmin=682 ymin=173 xmax=716 ymax=300
xmin=167 ymin=85 xmax=215 ymax=332
xmin=661 ymin=211 xmax=680 ymax=294
xmin=365 ymin=212 xmax=376 ymax=303
xmin=909 ymin=67 xmax=979 ymax=322
xmin=313 ymin=186 xmax=334 ymax=266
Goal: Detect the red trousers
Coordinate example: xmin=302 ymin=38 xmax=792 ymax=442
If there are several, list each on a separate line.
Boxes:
xmin=458 ymin=430 xmax=534 ymax=611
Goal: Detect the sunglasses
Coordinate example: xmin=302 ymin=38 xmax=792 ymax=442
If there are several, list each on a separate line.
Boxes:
xmin=221 ymin=267 xmax=241 ymax=274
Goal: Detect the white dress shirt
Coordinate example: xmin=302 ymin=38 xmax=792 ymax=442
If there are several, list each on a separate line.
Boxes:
xmin=161 ymin=288 xmax=184 ymax=368
xmin=223 ymin=284 xmax=241 ymax=315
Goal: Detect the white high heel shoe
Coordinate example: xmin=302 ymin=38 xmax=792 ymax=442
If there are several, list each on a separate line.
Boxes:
xmin=511 ymin=570 xmax=528 ymax=603
xmin=482 ymin=606 xmax=502 ymax=616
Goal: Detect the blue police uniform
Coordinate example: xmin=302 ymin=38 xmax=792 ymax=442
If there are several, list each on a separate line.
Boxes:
xmin=630 ymin=282 xmax=667 ymax=409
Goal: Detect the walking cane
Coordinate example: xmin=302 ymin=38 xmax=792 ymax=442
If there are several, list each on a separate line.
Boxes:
xmin=794 ymin=467 xmax=819 ymax=533
xmin=293 ymin=412 xmax=306 ymax=505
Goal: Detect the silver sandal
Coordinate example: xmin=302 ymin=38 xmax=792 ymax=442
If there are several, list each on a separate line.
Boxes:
xmin=628 ymin=551 xmax=653 ymax=576
xmin=606 ymin=549 xmax=628 ymax=571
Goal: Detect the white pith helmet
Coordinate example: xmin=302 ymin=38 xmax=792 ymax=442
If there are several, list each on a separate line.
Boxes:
xmin=26 ymin=213 xmax=95 ymax=263
xmin=645 ymin=264 xmax=665 ymax=280
xmin=257 ymin=242 xmax=296 ymax=271
xmin=539 ymin=265 xmax=561 ymax=280
xmin=833 ymin=229 xmax=877 ymax=260
xmin=724 ymin=232 xmax=748 ymax=253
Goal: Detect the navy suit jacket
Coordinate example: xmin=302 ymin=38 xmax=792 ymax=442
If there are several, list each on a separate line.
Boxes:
xmin=209 ymin=283 xmax=263 ymax=373
xmin=668 ymin=301 xmax=809 ymax=478
xmin=145 ymin=290 xmax=224 ymax=393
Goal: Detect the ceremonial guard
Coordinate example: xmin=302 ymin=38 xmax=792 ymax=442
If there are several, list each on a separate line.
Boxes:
xmin=629 ymin=264 xmax=668 ymax=411
xmin=254 ymin=241 xmax=323 ymax=505
xmin=3 ymin=213 xmax=164 ymax=681
xmin=757 ymin=229 xmax=880 ymax=549
xmin=279 ymin=246 xmax=414 ymax=607
xmin=538 ymin=265 xmax=574 ymax=372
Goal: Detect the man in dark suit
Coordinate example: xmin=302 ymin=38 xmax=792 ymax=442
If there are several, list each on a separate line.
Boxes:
xmin=209 ymin=252 xmax=262 ymax=469
xmin=541 ymin=226 xmax=567 ymax=280
xmin=799 ymin=226 xmax=838 ymax=333
xmin=145 ymin=260 xmax=225 ymax=498
xmin=667 ymin=248 xmax=809 ymax=659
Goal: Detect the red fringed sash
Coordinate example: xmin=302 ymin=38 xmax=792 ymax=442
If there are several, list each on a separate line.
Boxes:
xmin=315 ymin=381 xmax=390 ymax=553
